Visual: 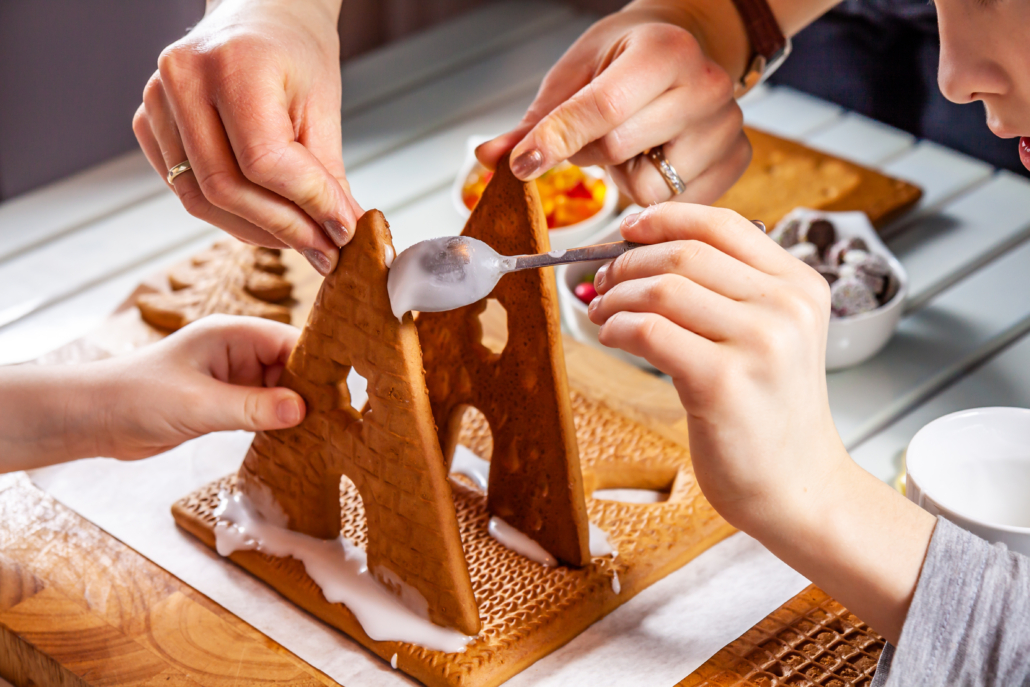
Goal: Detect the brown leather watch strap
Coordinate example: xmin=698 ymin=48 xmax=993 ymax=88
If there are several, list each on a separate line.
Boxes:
xmin=727 ymin=0 xmax=787 ymax=61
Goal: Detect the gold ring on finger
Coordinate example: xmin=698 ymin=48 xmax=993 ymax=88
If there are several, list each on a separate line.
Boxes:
xmin=644 ymin=146 xmax=686 ymax=196
xmin=167 ymin=160 xmax=193 ymax=185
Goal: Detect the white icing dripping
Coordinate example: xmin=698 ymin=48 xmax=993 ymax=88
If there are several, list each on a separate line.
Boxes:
xmin=449 ymin=445 xmax=490 ymax=490
xmin=611 ymin=571 xmax=621 ymax=595
xmin=387 ymin=236 xmax=513 ymax=320
xmin=488 ymin=516 xmax=557 ymax=567
xmin=548 ymin=248 xmax=567 ymax=258
xmin=213 ymin=491 xmax=473 ymax=653
xmin=383 ymin=245 xmax=395 ymax=268
xmin=241 ymin=477 xmax=289 ymax=527
xmin=588 ymin=522 xmax=615 ymax=558
xmin=592 ymin=488 xmax=668 ymax=504
xmin=391 ymin=653 xmax=398 ymax=669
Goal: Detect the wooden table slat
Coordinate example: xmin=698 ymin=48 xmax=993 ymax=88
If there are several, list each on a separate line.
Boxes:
xmin=341 ymin=17 xmax=594 ymax=167
xmin=0 ymin=234 xmax=216 ymax=366
xmin=741 ymin=86 xmax=844 ymax=139
xmin=852 ymin=328 xmax=1030 ymax=482
xmin=803 ymin=111 xmax=916 ymax=167
xmin=888 ymin=171 xmax=1030 ymax=310
xmin=0 ymin=153 xmax=166 ymax=265
xmin=829 ymin=237 xmax=1030 ymax=447
xmin=882 ymin=139 xmax=995 ymax=223
xmin=339 ymin=0 xmax=577 ymax=117
xmin=0 ymin=194 xmax=215 ymax=329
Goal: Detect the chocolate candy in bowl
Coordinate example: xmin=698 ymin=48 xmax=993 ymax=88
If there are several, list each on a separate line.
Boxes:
xmin=770 ymin=209 xmax=908 ymax=370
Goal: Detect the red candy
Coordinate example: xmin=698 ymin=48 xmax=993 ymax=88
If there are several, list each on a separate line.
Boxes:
xmin=574 ymin=282 xmax=597 ymax=304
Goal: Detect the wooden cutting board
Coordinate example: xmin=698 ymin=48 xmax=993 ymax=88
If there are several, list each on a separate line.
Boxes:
xmin=0 ymin=252 xmax=693 ymax=686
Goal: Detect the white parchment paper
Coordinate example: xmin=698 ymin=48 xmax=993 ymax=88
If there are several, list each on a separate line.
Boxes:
xmin=30 ymin=432 xmax=809 ymax=686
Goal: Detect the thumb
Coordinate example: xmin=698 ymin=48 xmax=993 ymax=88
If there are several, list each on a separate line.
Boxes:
xmin=196 ymin=380 xmax=307 ymax=433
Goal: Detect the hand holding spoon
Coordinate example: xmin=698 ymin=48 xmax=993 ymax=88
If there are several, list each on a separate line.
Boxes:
xmin=387 ymin=236 xmax=639 ymax=319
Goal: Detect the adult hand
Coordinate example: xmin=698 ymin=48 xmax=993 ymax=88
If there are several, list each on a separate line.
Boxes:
xmin=476 ymin=4 xmax=751 ymax=207
xmin=133 ymin=0 xmax=361 ymax=277
xmin=586 ymin=203 xmax=936 ymax=644
xmin=98 ymin=314 xmax=305 ymax=460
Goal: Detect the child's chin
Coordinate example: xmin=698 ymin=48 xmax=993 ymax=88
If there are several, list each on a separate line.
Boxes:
xmin=1020 ymin=137 xmax=1030 ymax=172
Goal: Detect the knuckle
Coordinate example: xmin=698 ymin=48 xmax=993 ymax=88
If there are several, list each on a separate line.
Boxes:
xmin=177 ymin=183 xmax=213 ymax=219
xmin=141 ymin=73 xmax=164 ymax=107
xmin=157 ymin=43 xmax=195 ymax=83
xmin=651 ymin=274 xmax=685 ymax=306
xmin=628 ymin=173 xmax=670 ymax=206
xmin=131 ymin=106 xmax=148 ymax=136
xmin=595 ymin=130 xmax=635 ymax=165
xmin=196 ymin=168 xmax=241 ymax=208
xmin=237 ymin=141 xmax=288 ymax=183
xmin=646 ymin=24 xmax=698 ymax=63
xmin=587 ymin=80 xmax=630 ymax=127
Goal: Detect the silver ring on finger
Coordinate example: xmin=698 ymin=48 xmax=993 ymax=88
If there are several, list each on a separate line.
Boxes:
xmin=167 ymin=160 xmax=193 ymax=184
xmin=644 ymin=146 xmax=686 ymax=196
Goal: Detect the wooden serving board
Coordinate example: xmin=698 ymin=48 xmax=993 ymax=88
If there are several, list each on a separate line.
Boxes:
xmin=0 ymin=252 xmax=696 ymax=686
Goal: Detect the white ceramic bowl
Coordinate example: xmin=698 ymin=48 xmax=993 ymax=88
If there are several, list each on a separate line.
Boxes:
xmin=778 ymin=209 xmax=907 ymax=371
xmin=452 ymin=135 xmax=620 ymax=251
xmin=906 ymin=407 xmax=1030 ymax=557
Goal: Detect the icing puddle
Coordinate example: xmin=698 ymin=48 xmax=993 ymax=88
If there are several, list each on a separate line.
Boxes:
xmin=213 ymin=490 xmax=473 ymax=653
xmin=452 ymin=444 xmax=620 ymax=565
xmin=212 ymin=445 xmax=623 ymax=653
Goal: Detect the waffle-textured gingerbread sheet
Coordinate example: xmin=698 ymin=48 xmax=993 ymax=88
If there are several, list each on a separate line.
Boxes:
xmin=174 ymin=387 xmax=734 ymax=687
xmin=679 ymin=585 xmax=885 ymax=687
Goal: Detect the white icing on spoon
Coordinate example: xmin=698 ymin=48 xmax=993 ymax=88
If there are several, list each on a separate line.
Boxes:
xmin=487 ymin=516 xmax=557 ymax=567
xmin=449 ymin=445 xmax=490 ymax=490
xmin=213 ymin=490 xmax=474 ymax=652
xmin=387 ymin=237 xmax=513 ymax=320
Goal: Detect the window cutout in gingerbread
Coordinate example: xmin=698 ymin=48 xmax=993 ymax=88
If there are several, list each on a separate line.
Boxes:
xmin=417 ymin=153 xmax=591 ymax=567
xmin=477 ymin=298 xmax=508 ymax=356
xmin=235 ymin=210 xmax=480 ymax=635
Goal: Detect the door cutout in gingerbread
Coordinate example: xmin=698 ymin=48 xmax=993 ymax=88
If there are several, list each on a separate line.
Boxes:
xmin=234 ymin=209 xmax=480 ymax=635
xmin=416 ymin=153 xmax=591 ymax=566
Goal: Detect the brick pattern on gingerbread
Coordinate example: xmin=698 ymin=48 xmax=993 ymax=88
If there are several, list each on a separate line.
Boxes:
xmin=416 ymin=152 xmax=591 ymax=566
xmin=679 ymin=585 xmax=885 ymax=687
xmin=236 ymin=211 xmax=480 ymax=635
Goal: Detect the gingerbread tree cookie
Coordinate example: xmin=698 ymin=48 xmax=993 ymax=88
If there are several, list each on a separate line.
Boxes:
xmin=416 ymin=153 xmax=591 ymax=566
xmin=236 ymin=211 xmax=480 ymax=635
xmin=137 ymin=240 xmax=291 ymax=331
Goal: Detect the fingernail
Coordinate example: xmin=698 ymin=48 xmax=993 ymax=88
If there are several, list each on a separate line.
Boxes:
xmin=622 ymin=212 xmax=642 ymax=230
xmin=276 ymin=396 xmax=302 ymax=425
xmin=303 ymin=249 xmax=332 ymax=277
xmin=587 ymin=295 xmax=601 ymax=314
xmin=595 ymin=264 xmax=609 ymax=290
xmin=324 ymin=219 xmax=349 ymax=247
xmin=511 ymin=149 xmax=543 ymax=179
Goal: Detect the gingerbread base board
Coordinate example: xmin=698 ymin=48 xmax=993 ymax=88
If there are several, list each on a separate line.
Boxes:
xmin=173 ymin=390 xmax=735 ymax=687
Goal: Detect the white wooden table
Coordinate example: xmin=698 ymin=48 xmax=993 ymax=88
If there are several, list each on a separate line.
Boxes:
xmin=2 ymin=0 xmax=1030 ymax=676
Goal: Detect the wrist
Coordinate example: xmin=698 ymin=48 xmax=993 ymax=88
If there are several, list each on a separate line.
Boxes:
xmin=624 ymin=0 xmax=751 ymax=85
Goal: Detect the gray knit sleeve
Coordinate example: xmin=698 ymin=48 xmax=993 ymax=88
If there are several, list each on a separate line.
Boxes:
xmin=871 ymin=517 xmax=1030 ymax=686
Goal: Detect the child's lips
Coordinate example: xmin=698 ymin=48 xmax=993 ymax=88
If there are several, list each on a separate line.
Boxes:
xmin=1021 ymin=138 xmax=1030 ymax=172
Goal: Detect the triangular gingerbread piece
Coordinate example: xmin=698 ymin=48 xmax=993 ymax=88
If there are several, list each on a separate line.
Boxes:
xmin=416 ymin=153 xmax=591 ymax=566
xmin=237 ymin=210 xmax=480 ymax=635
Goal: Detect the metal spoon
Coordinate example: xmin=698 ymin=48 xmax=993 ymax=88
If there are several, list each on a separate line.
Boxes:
xmin=387 ymin=236 xmax=640 ymax=318
xmin=387 ymin=220 xmax=767 ymax=319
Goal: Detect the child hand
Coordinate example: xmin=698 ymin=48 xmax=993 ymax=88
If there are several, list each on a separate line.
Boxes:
xmin=588 ymin=203 xmax=843 ymax=529
xmin=587 ymin=203 xmax=936 ymax=644
xmin=96 ymin=314 xmax=306 ymax=460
